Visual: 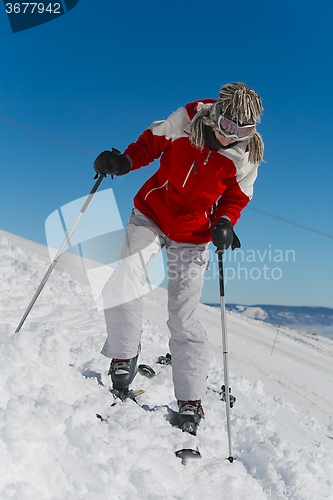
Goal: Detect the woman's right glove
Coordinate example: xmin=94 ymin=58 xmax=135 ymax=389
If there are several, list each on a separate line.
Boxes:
xmin=94 ymin=148 xmax=131 ymax=177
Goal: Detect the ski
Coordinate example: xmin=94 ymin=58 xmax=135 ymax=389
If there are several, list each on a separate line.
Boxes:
xmin=137 ymin=364 xmax=156 ymax=378
xmin=157 ymin=353 xmax=236 ymax=406
xmin=95 ymin=351 xmax=236 ymax=463
xmin=96 ymin=387 xmax=145 ymax=422
xmin=110 ymin=387 xmax=145 ymax=403
xmin=175 ymin=448 xmax=202 ymax=464
xmin=174 ymin=421 xmax=202 ymax=464
xmin=96 ymin=386 xmax=202 ymax=463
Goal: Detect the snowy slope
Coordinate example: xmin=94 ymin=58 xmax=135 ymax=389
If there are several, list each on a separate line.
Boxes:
xmin=0 ymin=232 xmax=333 ymax=500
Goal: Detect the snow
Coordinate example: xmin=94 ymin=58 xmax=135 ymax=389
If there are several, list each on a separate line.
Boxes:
xmin=235 ymin=306 xmax=269 ymax=321
xmin=0 ymin=231 xmax=333 ymax=500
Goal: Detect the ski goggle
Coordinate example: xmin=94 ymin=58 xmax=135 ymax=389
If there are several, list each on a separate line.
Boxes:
xmin=215 ymin=103 xmax=256 ymax=141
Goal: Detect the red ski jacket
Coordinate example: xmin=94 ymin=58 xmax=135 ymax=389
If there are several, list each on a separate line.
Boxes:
xmin=124 ymin=100 xmax=259 ymax=244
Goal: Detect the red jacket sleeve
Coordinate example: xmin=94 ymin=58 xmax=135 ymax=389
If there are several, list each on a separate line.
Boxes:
xmin=123 ymin=106 xmax=197 ymax=170
xmin=124 ymin=128 xmax=171 ymax=171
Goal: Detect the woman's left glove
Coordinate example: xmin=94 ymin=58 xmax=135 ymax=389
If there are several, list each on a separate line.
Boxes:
xmin=94 ymin=148 xmax=131 ymax=176
xmin=211 ymin=217 xmax=241 ymax=251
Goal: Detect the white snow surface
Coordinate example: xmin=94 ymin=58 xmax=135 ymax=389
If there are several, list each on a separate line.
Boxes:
xmin=0 ymin=231 xmax=333 ymax=500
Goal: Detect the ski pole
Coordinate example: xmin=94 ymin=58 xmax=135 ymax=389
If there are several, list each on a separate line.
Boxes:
xmin=15 ymin=174 xmax=105 ymax=333
xmin=217 ymin=250 xmax=234 ymax=463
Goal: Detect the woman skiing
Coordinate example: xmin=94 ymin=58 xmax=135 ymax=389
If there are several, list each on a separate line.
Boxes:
xmin=94 ymin=82 xmax=264 ymax=434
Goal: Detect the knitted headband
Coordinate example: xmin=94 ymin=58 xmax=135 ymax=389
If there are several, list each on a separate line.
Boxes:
xmin=218 ymin=82 xmax=263 ymax=124
xmin=189 ymin=82 xmax=264 ymax=165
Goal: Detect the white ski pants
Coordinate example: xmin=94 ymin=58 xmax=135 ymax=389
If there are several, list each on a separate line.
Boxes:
xmin=101 ymin=208 xmax=210 ymax=401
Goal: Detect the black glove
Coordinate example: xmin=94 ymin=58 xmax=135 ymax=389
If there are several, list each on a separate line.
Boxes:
xmin=94 ymin=148 xmax=131 ymax=177
xmin=211 ymin=217 xmax=241 ymax=251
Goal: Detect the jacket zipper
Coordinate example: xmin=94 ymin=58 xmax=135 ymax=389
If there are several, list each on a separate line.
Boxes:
xmin=144 ymin=180 xmax=169 ymax=200
xmin=203 ymin=150 xmax=212 ymax=165
xmin=204 ymin=211 xmax=212 ymax=228
xmin=182 ymin=161 xmax=197 ymax=188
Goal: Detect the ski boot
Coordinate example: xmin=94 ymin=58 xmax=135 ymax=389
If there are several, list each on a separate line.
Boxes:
xmin=178 ymin=400 xmax=205 ymax=436
xmin=109 ymin=355 xmax=138 ymax=401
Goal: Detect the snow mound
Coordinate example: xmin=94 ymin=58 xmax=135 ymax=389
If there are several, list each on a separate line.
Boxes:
xmin=239 ymin=306 xmax=268 ymax=321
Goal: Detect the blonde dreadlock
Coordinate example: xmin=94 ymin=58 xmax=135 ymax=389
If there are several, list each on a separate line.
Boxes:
xmin=189 ymin=82 xmax=264 ymax=165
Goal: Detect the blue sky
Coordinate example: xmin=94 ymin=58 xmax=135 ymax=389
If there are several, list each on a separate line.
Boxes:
xmin=0 ymin=0 xmax=332 ymax=307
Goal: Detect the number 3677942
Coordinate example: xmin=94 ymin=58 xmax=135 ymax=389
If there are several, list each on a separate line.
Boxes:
xmin=5 ymin=3 xmax=62 ymax=14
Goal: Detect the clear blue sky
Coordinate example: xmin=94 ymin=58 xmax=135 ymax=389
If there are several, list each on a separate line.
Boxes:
xmin=1 ymin=0 xmax=332 ymax=307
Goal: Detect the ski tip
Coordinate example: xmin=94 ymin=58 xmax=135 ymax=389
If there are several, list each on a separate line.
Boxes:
xmin=175 ymin=448 xmax=202 ymax=464
xmin=138 ymin=364 xmax=156 ymax=378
